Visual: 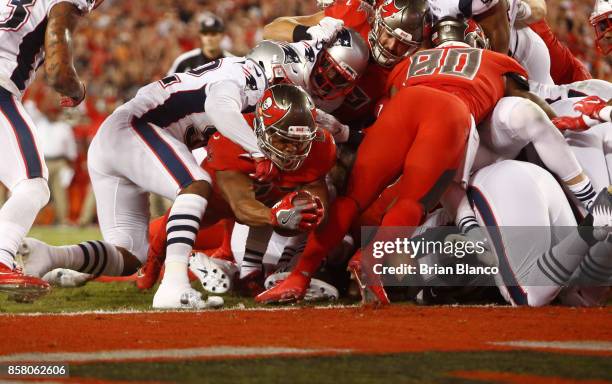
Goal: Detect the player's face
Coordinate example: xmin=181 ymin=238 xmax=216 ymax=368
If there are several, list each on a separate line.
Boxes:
xmin=596 ymin=17 xmax=612 ymax=54
xmin=200 ymin=32 xmax=223 ymax=51
xmin=377 ymin=28 xmax=414 ymax=57
xmin=269 ymin=134 xmax=310 ymax=157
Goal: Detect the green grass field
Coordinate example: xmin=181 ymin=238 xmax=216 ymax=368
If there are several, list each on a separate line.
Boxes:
xmin=1 ymin=226 xmax=610 ymax=384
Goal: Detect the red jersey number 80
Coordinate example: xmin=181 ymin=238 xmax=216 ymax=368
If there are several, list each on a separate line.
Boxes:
xmin=407 ymin=48 xmax=483 ymax=81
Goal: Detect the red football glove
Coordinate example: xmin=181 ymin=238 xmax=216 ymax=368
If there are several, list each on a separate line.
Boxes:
xmin=59 ymin=82 xmax=86 ymax=108
xmin=573 ymin=95 xmax=607 ymax=121
xmin=270 ymin=191 xmax=324 ymax=232
xmin=249 ymin=157 xmax=280 ymax=183
xmin=552 ymin=116 xmax=589 ymax=132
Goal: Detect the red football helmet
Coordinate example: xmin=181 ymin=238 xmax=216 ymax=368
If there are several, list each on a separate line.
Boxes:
xmin=255 ymin=84 xmax=317 ymax=171
xmin=590 ymin=0 xmax=612 ymax=55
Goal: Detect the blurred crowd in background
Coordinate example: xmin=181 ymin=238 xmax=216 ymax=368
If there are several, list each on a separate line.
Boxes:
xmin=15 ymin=0 xmax=611 ymax=227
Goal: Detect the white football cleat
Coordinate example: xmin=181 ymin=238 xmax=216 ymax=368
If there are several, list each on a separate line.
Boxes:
xmin=188 ymin=252 xmax=237 ymax=294
xmin=264 ymin=272 xmax=339 ymax=302
xmin=43 ymin=268 xmax=92 ymax=287
xmin=18 ymin=237 xmax=55 ymax=278
xmin=152 ymin=282 xmax=224 ymax=309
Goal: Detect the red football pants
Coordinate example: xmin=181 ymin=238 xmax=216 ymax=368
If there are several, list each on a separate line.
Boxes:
xmin=294 ymin=86 xmax=471 ymax=275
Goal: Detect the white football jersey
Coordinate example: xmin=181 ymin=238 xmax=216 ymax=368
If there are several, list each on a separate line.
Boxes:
xmin=121 ymin=57 xmax=267 ymax=152
xmin=0 ymin=0 xmax=93 ymax=97
xmin=427 ymin=0 xmax=500 ymax=20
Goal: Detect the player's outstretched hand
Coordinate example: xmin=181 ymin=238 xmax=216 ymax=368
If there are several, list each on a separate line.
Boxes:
xmin=552 ymin=116 xmax=589 ymax=132
xmin=249 ymin=157 xmax=280 ymax=183
xmin=307 ymin=17 xmax=344 ymax=44
xmin=573 ymin=95 xmax=607 ymax=121
xmin=271 ymin=191 xmax=324 ymax=232
xmin=59 ymin=82 xmax=86 ymax=108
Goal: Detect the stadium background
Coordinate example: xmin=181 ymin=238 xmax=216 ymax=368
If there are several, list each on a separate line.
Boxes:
xmin=10 ymin=0 xmax=611 ymax=227
xmin=0 ymin=2 xmax=610 ymax=382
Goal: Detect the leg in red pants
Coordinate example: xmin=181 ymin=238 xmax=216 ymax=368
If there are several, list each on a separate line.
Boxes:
xmin=256 ymin=86 xmax=471 ymax=303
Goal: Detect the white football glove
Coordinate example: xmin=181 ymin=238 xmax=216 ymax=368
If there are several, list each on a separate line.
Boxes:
xmin=316 ymin=108 xmax=350 ymax=143
xmin=307 ymin=17 xmax=344 ymax=44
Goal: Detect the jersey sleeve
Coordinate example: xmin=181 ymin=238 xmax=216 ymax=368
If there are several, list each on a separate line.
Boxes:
xmin=48 ymin=0 xmax=94 ymax=15
xmin=203 ymin=133 xmax=254 ymax=174
xmin=325 ymin=0 xmax=373 ymax=29
xmin=205 ymin=81 xmax=261 ymax=156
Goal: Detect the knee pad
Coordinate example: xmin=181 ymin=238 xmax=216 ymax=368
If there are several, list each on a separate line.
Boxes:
xmin=12 ymin=178 xmax=50 ymax=210
xmin=381 ymin=198 xmax=423 ymax=227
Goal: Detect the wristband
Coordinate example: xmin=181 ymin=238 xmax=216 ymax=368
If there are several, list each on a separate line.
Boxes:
xmin=293 ymin=25 xmax=312 ymax=42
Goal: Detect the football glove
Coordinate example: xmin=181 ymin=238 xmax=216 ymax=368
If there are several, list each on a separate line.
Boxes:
xmin=60 ymin=82 xmax=86 ymax=108
xmin=249 ymin=156 xmax=280 ymax=183
xmin=573 ymin=95 xmax=607 ymax=122
xmin=552 ymin=115 xmax=590 ymax=132
xmin=307 ymin=17 xmax=344 ymax=44
xmin=271 ymin=191 xmax=324 ymax=232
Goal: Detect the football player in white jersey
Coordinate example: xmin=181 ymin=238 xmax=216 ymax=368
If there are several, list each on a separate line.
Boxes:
xmin=464 ymin=160 xmax=611 ymax=307
xmin=247 ymin=28 xmax=369 ymax=141
xmin=21 ymin=57 xmax=270 ymax=309
xmin=0 ymin=0 xmax=101 ymax=299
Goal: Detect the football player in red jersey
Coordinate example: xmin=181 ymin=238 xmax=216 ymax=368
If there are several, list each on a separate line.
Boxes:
xmin=255 ymin=16 xmax=541 ymax=305
xmin=264 ymin=0 xmax=430 ymax=128
xmin=137 ymin=84 xmax=335 ymax=296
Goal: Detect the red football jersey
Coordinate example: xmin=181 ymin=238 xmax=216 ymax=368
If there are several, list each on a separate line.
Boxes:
xmin=388 ymin=44 xmax=528 ymax=124
xmin=203 ymin=129 xmax=336 ymax=206
xmin=325 ymin=0 xmax=374 ymax=43
xmin=333 ymin=62 xmax=391 ymax=125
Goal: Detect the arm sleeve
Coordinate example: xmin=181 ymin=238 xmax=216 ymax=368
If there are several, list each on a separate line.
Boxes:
xmin=205 ymin=81 xmax=261 ymax=156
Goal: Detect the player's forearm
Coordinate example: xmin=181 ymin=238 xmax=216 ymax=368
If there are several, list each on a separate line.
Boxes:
xmin=44 ymin=2 xmax=83 ymax=99
xmin=231 ymin=198 xmax=273 ymax=227
xmin=263 ymin=17 xmax=300 ymax=42
xmin=476 ymin=2 xmax=510 ymax=54
xmin=263 ymin=13 xmax=324 ymax=42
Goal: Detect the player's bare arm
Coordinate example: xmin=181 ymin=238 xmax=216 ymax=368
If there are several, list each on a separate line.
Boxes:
xmin=44 ymin=2 xmax=85 ymax=101
xmin=505 ymin=73 xmax=557 ymax=119
xmin=263 ymin=12 xmax=325 ymax=41
xmin=475 ymin=0 xmax=510 ymax=54
xmin=215 ymin=170 xmax=274 ymax=227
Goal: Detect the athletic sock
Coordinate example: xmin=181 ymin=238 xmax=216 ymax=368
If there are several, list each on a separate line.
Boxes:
xmin=240 ymin=247 xmax=264 ymax=278
xmin=567 ymin=178 xmax=597 ymax=211
xmin=47 ymin=241 xmax=124 ymax=276
xmin=163 ymin=194 xmax=207 ymax=286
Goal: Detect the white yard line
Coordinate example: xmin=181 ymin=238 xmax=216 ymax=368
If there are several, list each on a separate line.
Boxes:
xmin=0 ymin=303 xmax=359 ymax=317
xmin=490 ymin=340 xmax=612 ymax=352
xmin=0 ymin=346 xmax=352 ymax=363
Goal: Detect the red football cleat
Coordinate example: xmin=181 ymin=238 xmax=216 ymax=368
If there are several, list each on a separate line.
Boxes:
xmin=0 ymin=264 xmax=50 ymax=301
xmin=255 ymin=271 xmax=309 ymax=304
xmin=136 ymin=251 xmax=165 ymax=290
xmin=348 ymin=252 xmax=390 ymax=306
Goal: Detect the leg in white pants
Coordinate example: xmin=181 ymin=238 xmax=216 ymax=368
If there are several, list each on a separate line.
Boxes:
xmin=0 ymin=88 xmax=49 ymax=269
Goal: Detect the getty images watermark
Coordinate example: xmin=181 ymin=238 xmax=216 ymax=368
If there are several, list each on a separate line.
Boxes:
xmin=360 ymin=226 xmax=500 ymax=287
